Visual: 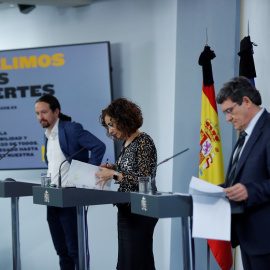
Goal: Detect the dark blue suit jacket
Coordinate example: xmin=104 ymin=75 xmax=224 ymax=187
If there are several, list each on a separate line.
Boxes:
xmin=44 ymin=119 xmax=106 ymax=166
xmin=225 ymin=109 xmax=270 ymax=255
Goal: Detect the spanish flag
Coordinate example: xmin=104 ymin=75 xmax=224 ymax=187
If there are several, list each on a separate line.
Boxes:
xmin=198 ymin=45 xmax=233 ymax=270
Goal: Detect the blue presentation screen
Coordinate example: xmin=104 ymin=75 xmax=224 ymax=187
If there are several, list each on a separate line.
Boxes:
xmin=0 ymin=42 xmax=115 ymax=170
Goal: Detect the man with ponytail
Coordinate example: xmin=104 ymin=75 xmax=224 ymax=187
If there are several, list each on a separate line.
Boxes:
xmin=35 ymin=95 xmax=105 ymax=270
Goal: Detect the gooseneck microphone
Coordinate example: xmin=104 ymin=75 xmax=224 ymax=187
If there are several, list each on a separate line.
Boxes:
xmin=151 ymin=148 xmax=189 ymax=194
xmin=58 ymin=147 xmax=86 ymax=188
xmin=157 ymin=148 xmax=189 ymax=166
xmin=0 ymin=144 xmax=17 ymax=161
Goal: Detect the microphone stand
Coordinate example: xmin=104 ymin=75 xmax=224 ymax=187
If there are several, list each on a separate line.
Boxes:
xmin=58 ymin=159 xmax=67 ymax=188
xmin=157 ymin=148 xmax=189 ymax=166
xmin=58 ymin=147 xmax=86 ymax=188
xmin=0 ymin=144 xmax=17 ymax=161
xmin=151 ymin=148 xmax=189 ymax=194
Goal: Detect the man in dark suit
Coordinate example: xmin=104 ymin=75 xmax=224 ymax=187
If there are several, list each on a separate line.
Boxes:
xmin=35 ymin=95 xmax=106 ymax=270
xmin=216 ymin=76 xmax=270 ymax=270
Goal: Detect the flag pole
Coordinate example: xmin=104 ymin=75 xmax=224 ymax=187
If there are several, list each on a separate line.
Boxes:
xmin=207 ymin=243 xmax=210 ymax=270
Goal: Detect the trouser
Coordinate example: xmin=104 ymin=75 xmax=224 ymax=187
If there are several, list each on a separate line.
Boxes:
xmin=47 ymin=206 xmax=79 ymax=270
xmin=116 ymin=204 xmax=158 ymax=270
xmin=241 ymin=248 xmax=270 ymax=270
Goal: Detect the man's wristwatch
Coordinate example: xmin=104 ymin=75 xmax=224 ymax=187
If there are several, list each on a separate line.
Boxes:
xmin=113 ymin=171 xmax=119 ymax=181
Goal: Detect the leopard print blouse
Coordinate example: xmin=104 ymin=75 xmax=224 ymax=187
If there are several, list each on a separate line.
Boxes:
xmin=116 ymin=132 xmax=157 ymax=193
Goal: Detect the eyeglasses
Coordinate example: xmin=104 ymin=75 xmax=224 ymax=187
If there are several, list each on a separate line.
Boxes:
xmin=223 ymin=103 xmax=238 ymax=116
xmin=105 ymin=122 xmax=115 ymax=130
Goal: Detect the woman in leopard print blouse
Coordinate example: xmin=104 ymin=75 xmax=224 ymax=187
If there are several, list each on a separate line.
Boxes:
xmin=96 ymin=98 xmax=158 ymax=270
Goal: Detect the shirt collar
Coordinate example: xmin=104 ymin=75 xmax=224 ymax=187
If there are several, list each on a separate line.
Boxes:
xmin=45 ymin=118 xmax=59 ymax=139
xmin=244 ymin=107 xmax=264 ymax=136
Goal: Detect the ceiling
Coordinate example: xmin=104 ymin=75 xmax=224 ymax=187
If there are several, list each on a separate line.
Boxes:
xmin=0 ymin=0 xmax=93 ymax=8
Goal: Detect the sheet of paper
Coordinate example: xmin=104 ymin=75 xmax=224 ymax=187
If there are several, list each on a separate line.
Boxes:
xmin=189 ymin=176 xmax=226 ymax=197
xmin=68 ymin=159 xmax=111 ymax=190
xmin=189 ymin=176 xmax=231 ymax=241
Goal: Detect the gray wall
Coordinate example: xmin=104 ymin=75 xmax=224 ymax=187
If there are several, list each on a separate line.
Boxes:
xmin=0 ymin=0 xmax=245 ymax=269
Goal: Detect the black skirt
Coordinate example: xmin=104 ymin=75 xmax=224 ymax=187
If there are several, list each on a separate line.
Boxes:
xmin=116 ymin=204 xmax=158 ymax=270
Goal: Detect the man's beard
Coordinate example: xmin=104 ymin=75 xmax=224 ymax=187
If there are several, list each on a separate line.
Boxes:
xmin=40 ymin=120 xmax=50 ymax=128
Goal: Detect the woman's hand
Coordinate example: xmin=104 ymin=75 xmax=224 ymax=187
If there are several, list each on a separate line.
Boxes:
xmin=99 ymin=162 xmax=114 ymax=169
xmin=95 ymin=167 xmax=114 ymax=190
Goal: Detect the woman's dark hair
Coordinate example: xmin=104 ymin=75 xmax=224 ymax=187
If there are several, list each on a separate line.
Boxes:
xmin=100 ymin=98 xmax=143 ymax=139
xmin=35 ymin=95 xmax=72 ymax=121
xmin=216 ymin=76 xmax=262 ymax=106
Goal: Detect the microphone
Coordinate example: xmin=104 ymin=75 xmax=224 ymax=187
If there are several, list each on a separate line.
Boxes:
xmin=151 ymin=148 xmax=189 ymax=194
xmin=58 ymin=147 xmax=86 ymax=188
xmin=157 ymin=148 xmax=189 ymax=166
xmin=0 ymin=144 xmax=17 ymax=161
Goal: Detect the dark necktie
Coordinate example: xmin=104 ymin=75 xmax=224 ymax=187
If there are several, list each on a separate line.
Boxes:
xmin=227 ymin=131 xmax=247 ymax=187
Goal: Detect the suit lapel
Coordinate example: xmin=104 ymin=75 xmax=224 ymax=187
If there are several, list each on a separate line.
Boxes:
xmin=58 ymin=119 xmax=69 ymax=158
xmin=234 ymin=110 xmax=267 ymax=178
xmin=44 ymin=134 xmax=48 ymax=164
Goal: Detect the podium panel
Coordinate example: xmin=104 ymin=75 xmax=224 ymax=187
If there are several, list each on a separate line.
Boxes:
xmin=131 ymin=192 xmax=245 ymax=217
xmin=33 ymin=186 xmax=130 ymax=207
xmin=131 ymin=192 xmax=192 ymax=218
xmin=0 ymin=181 xmax=37 ymax=198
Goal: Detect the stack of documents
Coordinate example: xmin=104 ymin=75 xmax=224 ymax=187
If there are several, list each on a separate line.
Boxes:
xmin=67 ymin=160 xmax=111 ymax=190
xmin=189 ymin=176 xmax=231 ymax=241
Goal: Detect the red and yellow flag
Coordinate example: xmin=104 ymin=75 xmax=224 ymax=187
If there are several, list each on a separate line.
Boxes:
xmin=199 ymin=83 xmax=224 ymax=184
xmin=199 ymin=46 xmax=233 ymax=270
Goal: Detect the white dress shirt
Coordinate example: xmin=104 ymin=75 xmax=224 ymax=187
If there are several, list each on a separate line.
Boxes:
xmin=239 ymin=107 xmax=265 ymax=158
xmin=45 ymin=118 xmax=70 ymax=186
